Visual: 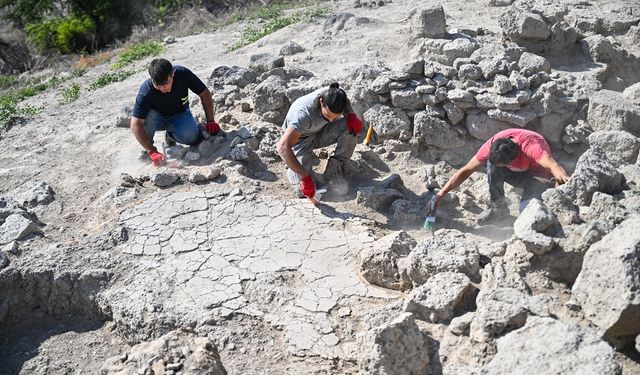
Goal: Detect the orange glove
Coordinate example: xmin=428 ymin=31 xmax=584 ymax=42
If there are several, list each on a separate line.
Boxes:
xmin=300 ymin=175 xmax=315 ymax=199
xmin=205 ymin=120 xmax=221 ymax=135
xmin=346 ymin=113 xmax=362 ymax=136
xmin=148 ymin=147 xmax=165 ymax=167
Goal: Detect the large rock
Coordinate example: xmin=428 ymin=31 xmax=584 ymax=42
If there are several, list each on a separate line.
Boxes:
xmin=391 ymin=89 xmax=425 ymax=110
xmin=413 ymin=112 xmax=466 ymax=149
xmin=487 ymin=107 xmax=537 ymax=127
xmin=623 ymin=82 xmax=640 ymax=104
xmin=500 ymin=7 xmax=551 ymax=42
xmin=359 ymin=313 xmax=432 ymax=375
xmin=465 ymin=111 xmax=511 ymax=141
xmin=0 ymin=213 xmax=39 ymax=245
xmin=410 ymin=4 xmax=447 ymax=39
xmin=363 ymin=104 xmax=412 ymax=138
xmin=481 ymin=317 xmax=620 ymax=375
xmin=398 ymin=230 xmax=480 ymax=287
xmin=249 ymin=53 xmax=285 ymax=72
xmin=513 ymin=199 xmax=557 ymax=254
xmin=470 ymin=288 xmax=530 ymax=343
xmin=404 ymin=272 xmax=475 ymax=323
xmin=101 ymin=329 xmax=227 ymax=375
xmin=587 ymin=130 xmax=640 ymax=167
xmin=252 ymin=75 xmax=288 ymax=123
xmin=571 ymin=216 xmax=640 ymax=348
xmin=359 ymin=231 xmax=416 ymax=291
xmin=6 ymin=180 xmax=55 ymax=208
xmin=518 ymin=52 xmax=551 ymax=77
xmin=559 ymin=147 xmax=623 ymax=206
xmin=587 ymin=90 xmax=640 ymax=136
xmin=209 ymin=65 xmax=258 ymax=88
xmin=356 ymin=187 xmax=404 ymax=211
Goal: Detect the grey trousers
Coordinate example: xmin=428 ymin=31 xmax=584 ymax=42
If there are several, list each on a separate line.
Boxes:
xmin=486 ymin=161 xmax=554 ymax=212
xmin=287 ymin=118 xmax=357 ymax=190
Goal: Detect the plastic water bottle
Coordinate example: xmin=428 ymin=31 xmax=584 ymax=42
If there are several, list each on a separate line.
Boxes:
xmin=423 ymin=188 xmax=437 ymax=231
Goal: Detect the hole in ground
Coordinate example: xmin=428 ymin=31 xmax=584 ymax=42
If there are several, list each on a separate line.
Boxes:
xmin=0 ymin=268 xmax=124 ymax=374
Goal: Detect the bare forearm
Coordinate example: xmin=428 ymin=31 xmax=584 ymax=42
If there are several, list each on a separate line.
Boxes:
xmin=278 ymin=145 xmax=307 ymax=177
xmin=200 ymin=90 xmax=216 ymax=122
xmin=131 ymin=120 xmax=154 ymax=152
xmin=439 ymin=169 xmax=474 ymax=196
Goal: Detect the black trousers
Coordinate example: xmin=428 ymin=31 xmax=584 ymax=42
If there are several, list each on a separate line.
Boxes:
xmin=486 ymin=161 xmax=554 ymax=212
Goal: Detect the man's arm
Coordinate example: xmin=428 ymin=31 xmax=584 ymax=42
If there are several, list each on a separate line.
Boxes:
xmin=537 ymin=153 xmax=570 ymax=184
xmin=199 ymin=88 xmax=216 ymax=123
xmin=436 ymin=157 xmax=484 ymax=201
xmin=131 ymin=117 xmax=155 ymax=152
xmin=277 ymin=127 xmax=308 ymax=178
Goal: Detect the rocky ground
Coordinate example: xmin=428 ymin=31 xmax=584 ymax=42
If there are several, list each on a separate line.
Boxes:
xmin=1 ymin=0 xmax=640 ymax=374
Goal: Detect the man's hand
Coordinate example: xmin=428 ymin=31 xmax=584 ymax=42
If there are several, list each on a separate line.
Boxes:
xmin=300 ymin=175 xmax=315 ymax=199
xmin=148 ymin=148 xmax=166 ymax=167
xmin=205 ymin=120 xmax=221 ymax=135
xmin=426 ymin=192 xmax=445 ymax=215
xmin=345 ymin=113 xmax=362 ymax=136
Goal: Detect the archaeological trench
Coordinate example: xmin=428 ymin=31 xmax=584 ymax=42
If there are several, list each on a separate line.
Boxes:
xmin=1 ymin=0 xmax=640 ymax=374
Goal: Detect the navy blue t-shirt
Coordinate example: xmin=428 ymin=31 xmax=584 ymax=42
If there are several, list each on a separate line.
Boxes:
xmin=132 ymin=65 xmax=207 ymax=119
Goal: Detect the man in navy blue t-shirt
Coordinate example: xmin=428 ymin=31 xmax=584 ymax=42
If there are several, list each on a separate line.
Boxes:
xmin=131 ymin=58 xmax=221 ymax=166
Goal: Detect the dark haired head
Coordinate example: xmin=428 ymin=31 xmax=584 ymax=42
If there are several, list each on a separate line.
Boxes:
xmin=148 ymin=58 xmax=173 ymax=85
xmin=489 ymin=138 xmax=519 ymax=165
xmin=316 ymin=82 xmax=348 ymax=114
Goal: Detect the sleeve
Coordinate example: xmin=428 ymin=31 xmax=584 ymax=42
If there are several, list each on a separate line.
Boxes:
xmin=474 ymin=138 xmax=492 ymax=162
xmin=184 ymin=67 xmax=207 ymax=95
xmin=131 ymin=83 xmax=151 ymax=119
xmin=286 ymin=109 xmax=311 ymax=133
xmin=521 ymin=137 xmax=551 ymax=162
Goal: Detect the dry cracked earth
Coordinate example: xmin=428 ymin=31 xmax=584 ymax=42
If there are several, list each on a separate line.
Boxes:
xmin=1 ymin=0 xmax=640 ymax=374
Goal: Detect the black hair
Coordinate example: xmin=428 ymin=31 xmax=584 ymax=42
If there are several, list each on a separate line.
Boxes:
xmin=315 ymin=82 xmax=348 ymax=114
xmin=148 ymin=58 xmax=173 ymax=84
xmin=489 ymin=137 xmax=519 ymax=165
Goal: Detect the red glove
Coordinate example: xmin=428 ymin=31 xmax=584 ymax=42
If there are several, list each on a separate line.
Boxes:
xmin=346 ymin=113 xmax=362 ymax=136
xmin=205 ymin=120 xmax=221 ymax=135
xmin=148 ymin=148 xmax=165 ymax=167
xmin=300 ymin=175 xmax=315 ymax=199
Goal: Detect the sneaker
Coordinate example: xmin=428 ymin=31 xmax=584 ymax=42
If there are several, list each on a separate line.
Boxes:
xmin=476 ymin=201 xmax=510 ymax=224
xmin=164 ymin=132 xmax=177 ymax=148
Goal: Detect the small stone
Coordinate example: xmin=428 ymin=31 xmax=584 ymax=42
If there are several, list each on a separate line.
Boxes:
xmin=230 ymin=136 xmax=243 ymax=149
xmin=338 ymin=307 xmax=352 ymax=317
xmin=229 ymin=188 xmax=243 ymax=197
xmin=1 ymin=241 xmax=19 ymax=255
xmin=163 ymin=35 xmax=176 ymax=44
xmin=0 ymin=250 xmax=9 ymax=269
xmin=184 ymin=151 xmax=200 ymax=161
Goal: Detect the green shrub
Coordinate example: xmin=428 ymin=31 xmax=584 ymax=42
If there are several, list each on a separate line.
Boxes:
xmin=27 ymin=16 xmax=95 ymax=54
xmin=90 ymin=70 xmax=135 ymax=90
xmin=111 ymin=40 xmax=164 ymax=70
xmin=61 ymin=83 xmax=81 ymax=104
xmin=0 ymin=76 xmax=57 ymax=128
xmin=0 ymin=76 xmax=21 ymax=90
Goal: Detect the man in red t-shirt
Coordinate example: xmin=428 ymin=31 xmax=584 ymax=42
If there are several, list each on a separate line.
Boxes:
xmin=433 ymin=128 xmax=570 ymax=222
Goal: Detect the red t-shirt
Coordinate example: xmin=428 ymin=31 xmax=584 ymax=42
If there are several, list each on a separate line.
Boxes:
xmin=475 ymin=128 xmax=551 ymax=178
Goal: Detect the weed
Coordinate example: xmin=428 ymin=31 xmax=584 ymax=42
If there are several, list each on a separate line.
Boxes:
xmin=0 ymin=75 xmax=21 ymax=90
xmin=61 ymin=83 xmax=81 ymax=104
xmin=90 ymin=70 xmax=135 ymax=90
xmin=230 ymin=6 xmax=329 ymax=50
xmin=111 ymin=40 xmax=164 ymax=70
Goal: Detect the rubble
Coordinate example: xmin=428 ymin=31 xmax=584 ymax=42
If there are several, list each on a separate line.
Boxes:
xmin=571 ymin=216 xmax=640 ymax=348
xmin=481 ymin=317 xmax=620 ymax=375
xmin=404 ymin=272 xmax=476 ymax=323
xmin=101 ymin=329 xmax=227 ymax=375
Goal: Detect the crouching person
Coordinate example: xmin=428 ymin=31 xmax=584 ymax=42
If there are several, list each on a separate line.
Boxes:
xmin=433 ymin=128 xmax=570 ymax=222
xmin=130 ymin=58 xmax=221 ymax=166
xmin=277 ymin=83 xmax=363 ymax=199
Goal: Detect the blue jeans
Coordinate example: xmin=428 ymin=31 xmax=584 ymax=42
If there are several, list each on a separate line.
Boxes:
xmin=144 ymin=109 xmax=200 ymax=146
